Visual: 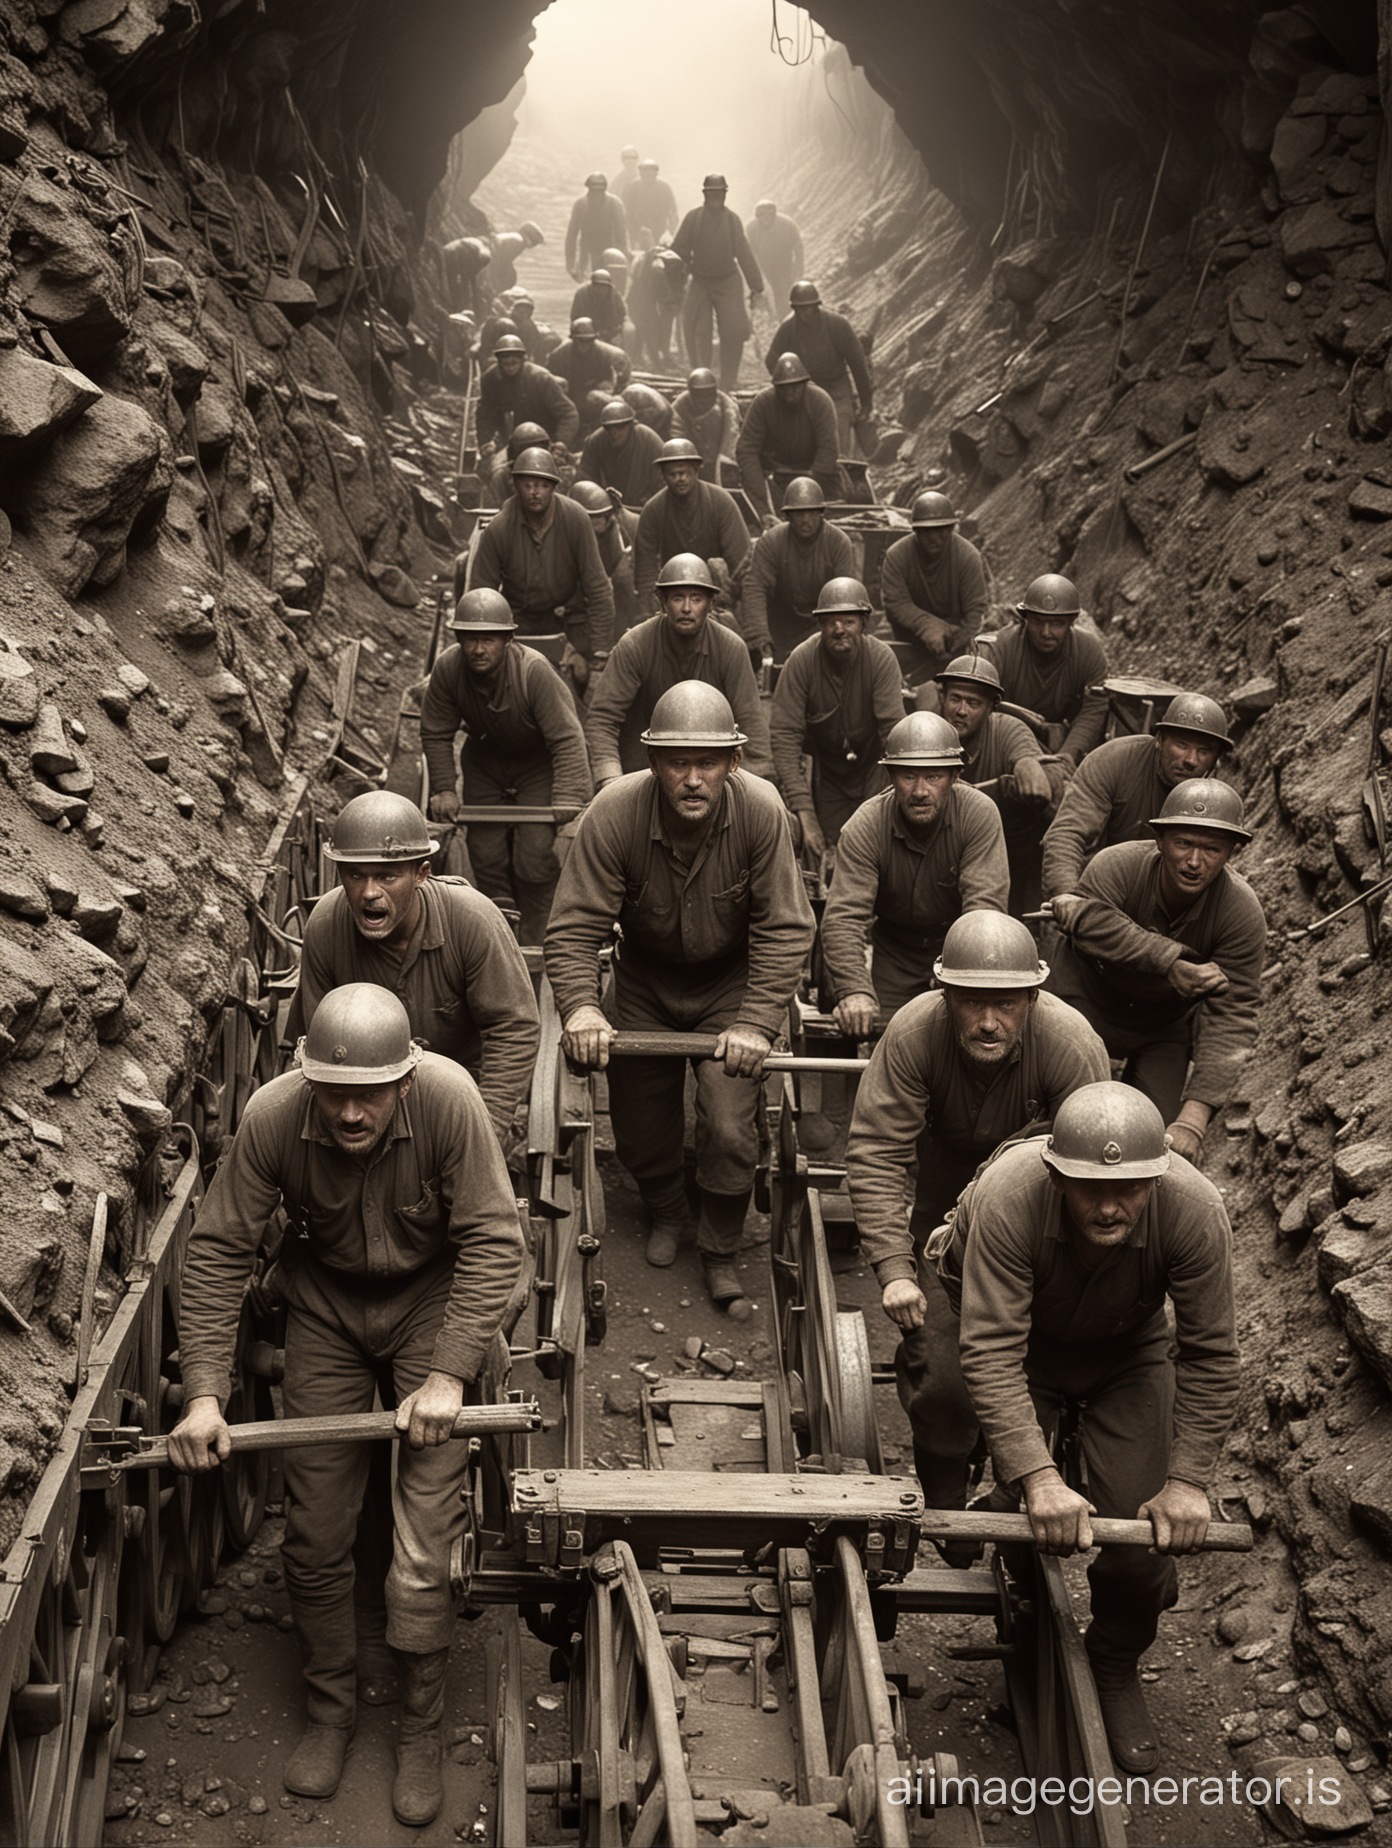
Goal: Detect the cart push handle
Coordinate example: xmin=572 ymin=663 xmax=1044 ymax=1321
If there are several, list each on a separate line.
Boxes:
xmin=606 ymin=1030 xmax=867 ymax=1075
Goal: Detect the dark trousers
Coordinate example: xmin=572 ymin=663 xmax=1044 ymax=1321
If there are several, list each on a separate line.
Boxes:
xmin=1048 ymin=964 xmax=1192 ymax=1124
xmin=461 ymin=751 xmax=558 ymax=944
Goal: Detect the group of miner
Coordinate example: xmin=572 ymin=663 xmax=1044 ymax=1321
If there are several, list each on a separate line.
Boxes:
xmin=165 ymin=154 xmax=1261 ymax=1824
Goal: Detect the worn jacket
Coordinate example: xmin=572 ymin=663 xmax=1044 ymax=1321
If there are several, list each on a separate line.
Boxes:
xmin=419 ymin=642 xmax=592 ymax=807
xmin=1041 ymin=733 xmax=1223 ymax=897
xmin=770 ymin=633 xmax=903 ymax=814
xmin=736 ymin=383 xmax=840 ymax=518
xmin=469 ymin=494 xmax=615 ymax=658
xmin=671 ymin=206 xmax=763 ymax=289
xmin=632 ymin=480 xmax=750 ymax=610
xmin=881 ymin=532 xmax=989 ymax=654
xmin=578 ymin=422 xmax=665 ymax=509
xmin=984 ymin=620 xmax=1110 ymax=764
xmin=475 ymin=361 xmax=578 ymax=451
xmin=764 ymin=306 xmax=871 ymax=404
xmin=742 ymin=522 xmax=857 ymax=654
xmin=672 ymin=389 xmax=742 ymax=479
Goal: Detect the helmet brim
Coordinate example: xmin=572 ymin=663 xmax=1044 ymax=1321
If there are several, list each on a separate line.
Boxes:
xmin=1148 ymin=817 xmax=1252 ymax=843
xmin=934 ymin=960 xmax=1048 ymax=989
xmin=642 ymin=730 xmax=748 ymax=748
xmin=324 ymin=842 xmax=438 ymax=862
xmin=295 ymin=1039 xmax=423 ymax=1085
xmin=1042 ymin=1146 xmax=1171 ymax=1180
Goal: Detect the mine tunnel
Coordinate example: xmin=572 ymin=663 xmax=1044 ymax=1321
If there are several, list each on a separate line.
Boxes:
xmin=0 ymin=0 xmax=1390 ymax=1841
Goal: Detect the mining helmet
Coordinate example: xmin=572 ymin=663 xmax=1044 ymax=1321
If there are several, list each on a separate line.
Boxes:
xmin=755 ymin=200 xmax=776 ymax=216
xmin=297 ymin=983 xmax=422 ymax=1086
xmin=1043 ymin=1081 xmax=1171 ymax=1181
xmin=590 ymin=268 xmax=612 ymax=287
xmin=1017 ymin=573 xmax=1080 ymax=617
xmin=880 ymin=711 xmax=964 ymax=768
xmin=325 ymin=790 xmax=437 ymax=864
xmin=772 ymin=354 xmax=811 ymax=386
xmin=492 ymin=334 xmax=527 ymax=358
xmin=790 ymin=281 xmax=821 ymax=306
xmin=702 ymin=173 xmax=728 ymax=191
xmin=642 ymin=680 xmax=747 ymax=748
xmin=507 ymin=421 xmax=549 ymax=458
xmin=639 ymin=157 xmax=659 ymax=173
xmin=1156 ymin=692 xmax=1232 ymax=751
xmin=600 ymin=397 xmax=636 ymax=426
xmin=508 ymin=293 xmax=535 ymax=312
xmin=686 ymin=368 xmax=718 ymax=393
xmin=621 ymin=144 xmax=639 ymax=160
xmin=655 ymin=553 xmax=717 ymax=593
xmin=911 ymin=490 xmax=958 ymax=528
xmin=658 ymin=437 xmax=702 ymax=466
xmin=570 ymin=480 xmax=614 ymax=514
xmin=1149 ymin=778 xmax=1252 ymax=842
xmin=585 ymin=172 xmax=607 ymax=189
xmin=781 ymin=476 xmax=826 ymax=513
xmin=936 ymin=654 xmax=1003 ymax=699
xmin=570 ymin=317 xmax=597 ymax=341
xmin=814 ymin=576 xmax=872 ymax=615
xmin=511 ymin=446 xmax=560 ymax=482
xmin=600 ymin=247 xmax=627 ymax=269
xmin=519 ymin=221 xmax=543 ymax=245
xmin=450 ymin=588 xmax=517 ymax=633
xmin=933 ymin=912 xmax=1048 ymax=989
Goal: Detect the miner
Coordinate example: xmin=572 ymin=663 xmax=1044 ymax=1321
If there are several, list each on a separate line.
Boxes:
xmin=623 ymin=157 xmax=679 ymax=243
xmin=1042 ymin=691 xmax=1234 ymax=898
xmin=671 ymin=174 xmax=765 ymax=389
xmin=982 ymin=573 xmax=1110 ymax=767
xmin=672 ymin=366 xmax=741 ymax=483
xmin=585 ymin=553 xmax=771 ymax=783
xmin=881 ymin=490 xmax=990 ymax=680
xmin=420 ymin=589 xmax=593 ymax=945
xmin=742 ymin=476 xmax=856 ymax=662
xmin=747 ymin=203 xmax=806 ymax=322
xmin=736 ymin=353 xmax=840 ymax=524
xmin=764 ymin=279 xmax=873 ymax=455
xmin=569 ymin=267 xmax=626 ymax=345
xmin=483 ymin=420 xmax=551 ymax=510
xmin=569 ymin=478 xmax=640 ymax=634
xmin=475 ymin=335 xmax=579 ymax=457
xmin=820 ymin=710 xmax=1009 ymax=1031
xmin=546 ymin=317 xmax=631 ymax=439
xmin=169 ymin=983 xmax=524 ymax=1825
xmin=545 ymin=683 xmax=814 ymax=1315
xmin=565 ymin=171 xmax=628 ymax=281
xmin=578 ymin=397 xmax=665 ymax=510
xmin=769 ymin=575 xmax=904 ymax=857
xmin=631 ymin=437 xmax=750 ymax=614
xmin=907 ymin=1082 xmax=1239 ymax=1774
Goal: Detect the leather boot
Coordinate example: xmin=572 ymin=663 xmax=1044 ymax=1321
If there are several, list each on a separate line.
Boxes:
xmin=638 ymin=1172 xmax=689 ymax=1268
xmin=1086 ymin=1636 xmax=1160 ymax=1774
xmin=285 ymin=1722 xmax=354 ymax=1800
xmin=392 ymin=1647 xmax=450 ymax=1826
xmin=285 ymin=1595 xmax=356 ymax=1797
xmin=698 ymin=1189 xmax=753 ymax=1318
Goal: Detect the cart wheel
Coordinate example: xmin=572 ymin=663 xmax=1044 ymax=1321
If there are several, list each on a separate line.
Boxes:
xmin=485 ymin=1617 xmax=529 ymax=1846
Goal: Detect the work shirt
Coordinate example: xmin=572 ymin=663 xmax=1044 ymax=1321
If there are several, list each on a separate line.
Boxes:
xmin=469 ymin=494 xmax=615 ymax=658
xmin=584 ymin=613 xmax=772 ymax=783
xmin=960 ymin=712 xmax=1049 ymax=792
xmin=622 ymin=176 xmax=679 ymax=240
xmin=569 ymin=281 xmax=625 ymax=345
xmin=846 ymin=991 xmax=1109 ymax=1283
xmin=770 ymin=633 xmax=903 ymax=815
xmin=764 ymin=307 xmax=871 ymax=404
xmin=179 ymin=1053 xmax=525 ymax=1404
xmin=578 ymin=422 xmax=665 ymax=509
xmin=419 ymin=641 xmax=593 ymax=807
xmin=298 ymin=879 xmax=540 ymax=1143
xmin=742 ymin=522 xmax=856 ymax=655
xmin=736 ymin=384 xmax=840 ymax=518
xmin=565 ymin=191 xmax=629 ymax=274
xmin=881 ymin=533 xmax=989 ymax=655
xmin=632 ymin=480 xmax=750 ymax=610
xmin=475 ymin=361 xmax=578 ymax=451
xmin=820 ymin=784 xmax=1010 ymax=1005
xmin=1048 ymin=840 xmax=1265 ymax=1107
xmin=938 ymin=1137 xmax=1239 ymax=1489
xmin=672 ymin=389 xmax=741 ymax=478
xmin=985 ymin=621 xmax=1110 ymax=764
xmin=671 ymin=205 xmax=764 ymax=290
xmin=544 ymin=769 xmax=814 ymax=1039
xmin=547 ymin=338 xmax=630 ymax=404
xmin=747 ymin=215 xmax=806 ymax=304
xmin=1042 ymin=733 xmax=1196 ymax=896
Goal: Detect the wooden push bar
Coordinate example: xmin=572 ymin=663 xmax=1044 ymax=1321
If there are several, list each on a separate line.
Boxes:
xmin=607 ymin=1031 xmax=867 ymax=1075
xmin=919 ymin=1511 xmax=1253 ymax=1552
xmin=448 ymin=807 xmax=579 ymax=825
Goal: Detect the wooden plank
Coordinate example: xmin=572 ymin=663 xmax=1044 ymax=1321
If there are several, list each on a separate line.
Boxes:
xmin=648 ymin=1380 xmax=765 ymax=1406
xmin=513 ymin=1469 xmax=921 ymax=1521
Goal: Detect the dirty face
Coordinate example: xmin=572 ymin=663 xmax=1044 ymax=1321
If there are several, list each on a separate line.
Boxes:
xmin=310 ymin=1072 xmax=413 ymax=1158
xmin=661 ymin=460 xmax=699 ymax=498
xmin=604 ymin=420 xmax=633 ymax=449
xmin=943 ymin=986 xmax=1035 ymax=1067
xmin=793 ymin=302 xmax=818 ymax=326
xmin=913 ymin=526 xmax=952 ymax=566
xmin=775 ymin=381 xmax=808 ymax=408
xmin=890 ymin=766 xmax=957 ymax=831
xmin=515 ymin=475 xmax=555 ymax=518
xmin=659 ymin=587 xmax=714 ymax=640
xmin=942 ymin=683 xmax=995 ymax=747
xmin=1155 ymin=727 xmax=1222 ymax=788
xmin=1019 ymin=609 xmax=1074 ymax=657
xmin=1155 ymin=826 xmax=1235 ymax=910
xmin=787 ymin=508 xmax=823 ymax=543
xmin=339 ymin=859 xmax=429 ymax=948
xmin=497 ymin=351 xmax=525 ymax=379
xmin=647 ymin=748 xmax=740 ymax=830
xmin=818 ymin=611 xmax=865 ymax=664
xmin=1054 ymin=1172 xmax=1155 ymax=1249
xmin=460 ymin=632 xmax=510 ymax=678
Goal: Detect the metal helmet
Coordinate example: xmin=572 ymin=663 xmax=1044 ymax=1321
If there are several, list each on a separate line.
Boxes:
xmin=755 ymin=199 xmax=776 ymax=216
xmin=1156 ymin=692 xmax=1232 ymax=751
xmin=519 ymin=221 xmax=543 ymax=245
xmin=620 ymin=144 xmax=639 ymax=160
xmin=936 ymin=654 xmax=1003 ymax=699
xmin=702 ymin=173 xmax=728 ymax=191
xmin=658 ymin=437 xmax=702 ymax=466
xmin=509 ymin=293 xmax=535 ymax=312
xmin=655 ymin=553 xmax=717 ymax=593
xmin=772 ymin=353 xmax=811 ymax=386
xmin=1043 ymin=1081 xmax=1171 ymax=1181
xmin=781 ymin=476 xmax=826 ymax=513
xmin=297 ymin=983 xmax=423 ymax=1086
xmin=600 ymin=247 xmax=627 ymax=269
xmin=639 ymin=158 xmax=659 ymax=173
xmin=492 ymin=334 xmax=527 ymax=358
xmin=585 ymin=172 xmax=607 ymax=189
xmin=910 ymin=490 xmax=958 ymax=528
xmin=814 ymin=576 xmax=872 ymax=615
xmin=641 ymin=680 xmax=747 ymax=748
xmin=880 ymin=711 xmax=964 ymax=769
xmin=512 ymin=446 xmax=560 ymax=482
xmin=590 ymin=268 xmax=612 ymax=287
xmin=570 ymin=317 xmax=597 ymax=340
xmin=790 ymin=281 xmax=821 ymax=306
xmin=1149 ymin=778 xmax=1252 ymax=842
xmin=570 ymin=480 xmax=613 ymax=513
xmin=1018 ymin=573 xmax=1080 ymax=617
xmin=325 ymin=791 xmax=437 ymax=864
xmin=934 ymin=912 xmax=1048 ymax=989
xmin=450 ymin=588 xmax=517 ymax=633
xmin=600 ymin=397 xmax=636 ymax=426
xmin=506 ymin=421 xmax=549 ymax=458
xmin=686 ymin=368 xmax=718 ymax=392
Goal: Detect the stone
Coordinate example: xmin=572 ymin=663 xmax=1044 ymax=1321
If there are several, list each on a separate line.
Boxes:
xmin=28 ymin=703 xmax=77 ymax=776
xmin=117 ymin=663 xmax=150 ymax=698
xmin=1331 ymin=1260 xmax=1392 ymax=1391
xmin=1334 ymin=1141 xmax=1392 ymax=1199
xmin=97 ymin=686 xmax=131 ymax=722
xmin=142 ymin=751 xmax=170 ymax=774
xmin=1230 ymin=677 xmax=1278 ymax=716
xmin=144 ymin=256 xmax=192 ymax=295
xmin=55 ymin=747 xmax=95 ymax=798
xmin=1278 ymin=1191 xmax=1312 ymax=1238
xmin=1299 ymin=1690 xmax=1328 ymax=1720
xmin=1335 ymin=1727 xmax=1353 ymax=1753
xmin=173 ymin=792 xmax=195 ymax=818
xmin=73 ymin=893 xmax=121 ymax=940
xmin=1234 ymin=1638 xmax=1273 ymax=1662
xmin=30 ymin=1119 xmax=63 ymax=1148
xmin=263 ymin=276 xmax=318 ymax=327
xmin=44 ymin=871 xmax=79 ymax=916
xmin=1247 ymin=1756 xmax=1373 ymax=1835
xmin=370 ymin=564 xmax=422 ymax=609
xmin=1280 ymin=203 xmax=1375 ymax=276
xmin=117 ymin=1088 xmax=171 ymax=1141
xmin=59 ymin=0 xmax=168 ymax=62
xmin=1318 ymin=1222 xmax=1386 ymax=1288
xmin=0 ymin=651 xmax=40 ymax=729
xmin=0 ymin=869 xmax=48 ymax=921
xmin=189 ymin=384 xmax=236 ymax=459
xmin=18 ymin=396 xmax=173 ymax=598
xmin=0 ymin=348 xmax=101 ymax=466
xmin=1217 ymin=1606 xmax=1253 ymax=1645
xmin=25 ymin=783 xmax=87 ymax=826
xmin=1349 ymin=479 xmax=1392 ymax=519
xmin=200 ymin=668 xmax=247 ymax=725
xmin=1349 ymin=1456 xmax=1392 ymax=1552
xmin=7 ymin=171 xmax=133 ymax=362
xmin=1270 ymin=113 xmax=1327 ymax=197
xmin=150 ymin=327 xmax=210 ymax=402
